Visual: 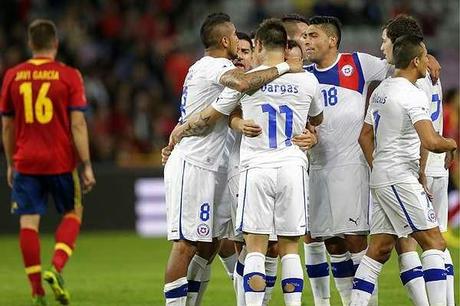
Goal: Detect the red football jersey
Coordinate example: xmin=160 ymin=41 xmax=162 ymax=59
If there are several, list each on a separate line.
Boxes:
xmin=0 ymin=57 xmax=87 ymax=174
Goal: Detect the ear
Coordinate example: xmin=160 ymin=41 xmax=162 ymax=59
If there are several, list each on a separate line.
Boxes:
xmin=413 ymin=56 xmax=420 ymax=68
xmin=329 ymin=36 xmax=337 ymax=48
xmin=255 ymin=40 xmax=263 ymax=53
xmin=221 ymin=36 xmax=230 ymax=48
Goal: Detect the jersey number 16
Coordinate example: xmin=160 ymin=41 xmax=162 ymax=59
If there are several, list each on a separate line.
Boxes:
xmin=19 ymin=82 xmax=53 ymax=124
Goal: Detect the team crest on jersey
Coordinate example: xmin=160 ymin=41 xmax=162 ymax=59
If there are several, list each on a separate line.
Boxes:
xmin=341 ymin=64 xmax=354 ymax=77
xmin=197 ymin=223 xmax=210 ymax=237
xmin=427 ymin=209 xmax=437 ymax=223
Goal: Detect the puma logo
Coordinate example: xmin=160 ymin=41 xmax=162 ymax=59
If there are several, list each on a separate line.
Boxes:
xmin=349 ymin=217 xmax=359 ymax=226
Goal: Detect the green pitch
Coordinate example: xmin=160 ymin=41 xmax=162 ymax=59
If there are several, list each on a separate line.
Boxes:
xmin=0 ymin=231 xmax=458 ymax=305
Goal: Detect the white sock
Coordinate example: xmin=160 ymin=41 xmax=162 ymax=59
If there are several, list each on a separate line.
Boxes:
xmin=220 ymin=253 xmax=238 ymax=280
xmin=244 ymin=252 xmax=266 ymax=306
xmin=186 ymin=255 xmax=208 ymax=306
xmin=304 ymin=242 xmax=330 ymax=305
xmin=195 ymin=264 xmax=211 ymax=306
xmin=399 ymin=251 xmax=429 ymax=306
xmin=281 ymin=254 xmax=304 ymax=306
xmin=233 ymin=247 xmax=247 ymax=306
xmin=165 ymin=277 xmax=188 ymax=306
xmin=330 ymin=252 xmax=354 ymax=305
xmin=350 ymin=255 xmax=382 ymax=306
xmin=422 ymin=249 xmax=447 ymax=306
xmin=445 ymin=248 xmax=455 ymax=306
xmin=263 ymin=256 xmax=278 ymax=306
xmin=351 ymin=249 xmax=379 ymax=306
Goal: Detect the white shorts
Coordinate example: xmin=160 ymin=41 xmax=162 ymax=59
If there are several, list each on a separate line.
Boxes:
xmin=426 ymin=176 xmax=449 ymax=232
xmin=370 ymin=179 xmax=439 ymax=238
xmin=236 ymin=165 xmax=308 ymax=236
xmin=309 ymin=164 xmax=370 ymax=238
xmin=164 ymin=152 xmax=225 ymax=242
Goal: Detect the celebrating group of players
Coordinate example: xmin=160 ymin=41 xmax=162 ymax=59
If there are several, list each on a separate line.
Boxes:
xmin=161 ymin=12 xmax=457 ymax=306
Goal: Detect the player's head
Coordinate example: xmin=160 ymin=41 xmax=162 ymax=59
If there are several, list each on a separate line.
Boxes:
xmin=200 ymin=13 xmax=239 ymax=59
xmin=305 ymin=16 xmax=342 ymax=63
xmin=282 ymin=14 xmax=309 ymax=57
xmin=381 ymin=15 xmax=423 ymax=64
xmin=286 ymin=40 xmax=303 ymax=61
xmin=253 ymin=18 xmax=288 ymax=64
xmin=234 ymin=31 xmax=253 ymax=72
xmin=393 ymin=34 xmax=427 ymax=78
xmin=28 ymin=19 xmax=58 ymax=55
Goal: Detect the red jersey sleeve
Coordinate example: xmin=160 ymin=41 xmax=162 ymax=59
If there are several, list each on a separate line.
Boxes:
xmin=0 ymin=69 xmax=15 ymax=116
xmin=68 ymin=68 xmax=87 ymax=111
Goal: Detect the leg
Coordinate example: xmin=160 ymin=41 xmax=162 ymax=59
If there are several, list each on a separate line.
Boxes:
xmin=186 ymin=239 xmax=221 ymax=306
xmin=326 ymin=237 xmax=354 ymax=306
xmin=164 ymin=240 xmax=197 ymax=306
xmin=263 ymin=241 xmax=279 ymax=306
xmin=411 ymin=228 xmax=447 ymax=306
xmin=243 ymin=233 xmax=269 ymax=306
xmin=278 ymin=236 xmax=303 ymax=306
xmin=19 ymin=214 xmax=45 ymax=299
xmin=233 ymin=242 xmax=247 ymax=306
xmin=304 ymin=234 xmax=330 ymax=306
xmin=395 ymin=237 xmax=429 ymax=306
xmin=350 ymin=234 xmax=396 ymax=306
xmin=218 ymin=238 xmax=237 ymax=280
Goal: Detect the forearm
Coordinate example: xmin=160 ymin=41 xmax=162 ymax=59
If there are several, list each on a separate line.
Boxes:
xmin=220 ymin=66 xmax=283 ymax=93
xmin=1 ymin=121 xmax=14 ymax=166
xmin=426 ymin=136 xmax=457 ymax=153
xmin=359 ymin=135 xmax=374 ymax=168
xmin=229 ymin=107 xmax=243 ymax=131
xmin=71 ymin=120 xmax=91 ymax=164
xmin=419 ymin=145 xmax=428 ymax=174
xmin=180 ymin=111 xmax=214 ymax=138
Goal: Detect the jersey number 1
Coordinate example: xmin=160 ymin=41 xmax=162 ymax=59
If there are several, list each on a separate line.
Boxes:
xmin=19 ymin=82 xmax=53 ymax=124
xmin=261 ymin=103 xmax=293 ymax=149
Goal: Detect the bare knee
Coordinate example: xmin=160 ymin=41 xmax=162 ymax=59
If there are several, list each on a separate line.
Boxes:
xmin=325 ymin=237 xmax=347 ymax=255
xmin=345 ymin=234 xmax=368 ymax=253
xmin=218 ymin=239 xmax=236 ymax=258
xmin=367 ymin=235 xmax=396 ymax=263
xmin=412 ymin=228 xmax=446 ymax=251
xmin=197 ymin=239 xmax=220 ymax=262
xmin=20 ymin=214 xmax=40 ymax=231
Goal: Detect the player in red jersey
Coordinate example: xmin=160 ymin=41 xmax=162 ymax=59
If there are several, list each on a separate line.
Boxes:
xmin=0 ymin=19 xmax=95 ymax=306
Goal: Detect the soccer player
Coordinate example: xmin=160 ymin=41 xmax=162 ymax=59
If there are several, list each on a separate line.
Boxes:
xmin=0 ymin=19 xmax=95 ymax=306
xmin=169 ymin=18 xmax=323 ymax=306
xmin=303 ymin=16 xmax=393 ymax=305
xmin=282 ymin=14 xmax=309 ymax=55
xmin=162 ymin=13 xmax=302 ymax=306
xmin=351 ymin=34 xmax=457 ymax=306
xmin=364 ymin=15 xmax=455 ymax=305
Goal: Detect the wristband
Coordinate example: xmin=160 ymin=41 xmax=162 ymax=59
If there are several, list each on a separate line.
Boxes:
xmin=275 ymin=62 xmax=290 ymax=75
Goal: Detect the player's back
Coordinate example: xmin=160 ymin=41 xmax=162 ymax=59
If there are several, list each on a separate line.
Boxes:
xmin=175 ymin=56 xmax=235 ymax=171
xmin=0 ymin=58 xmax=86 ymax=174
xmin=240 ymin=66 xmax=321 ymax=168
xmin=416 ymin=74 xmax=447 ymax=177
xmin=368 ymin=77 xmax=429 ymax=187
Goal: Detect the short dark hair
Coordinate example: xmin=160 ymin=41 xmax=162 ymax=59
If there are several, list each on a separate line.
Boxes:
xmin=236 ymin=31 xmax=253 ymax=49
xmin=255 ymin=18 xmax=287 ymax=50
xmin=28 ymin=19 xmax=57 ymax=51
xmin=287 ymin=39 xmax=301 ymax=50
xmin=282 ymin=13 xmax=308 ymax=25
xmin=200 ymin=13 xmax=231 ymax=49
xmin=308 ymin=16 xmax=342 ymax=48
xmin=393 ymin=34 xmax=424 ymax=69
xmin=385 ymin=15 xmax=423 ymax=43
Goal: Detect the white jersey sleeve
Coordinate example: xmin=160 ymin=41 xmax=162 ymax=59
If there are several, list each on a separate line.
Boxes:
xmin=212 ymin=87 xmax=243 ymax=115
xmin=357 ymin=52 xmax=392 ymax=82
xmin=308 ymin=82 xmax=324 ymax=117
xmin=403 ymin=91 xmax=431 ymax=124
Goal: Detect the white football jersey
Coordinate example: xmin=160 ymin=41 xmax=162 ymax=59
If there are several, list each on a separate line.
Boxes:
xmin=365 ymin=77 xmax=431 ymax=187
xmin=213 ymin=65 xmax=323 ymax=169
xmin=416 ymin=74 xmax=448 ymax=177
xmin=226 ymin=129 xmax=242 ymax=179
xmin=174 ymin=56 xmax=235 ymax=171
xmin=306 ymin=52 xmax=392 ymax=170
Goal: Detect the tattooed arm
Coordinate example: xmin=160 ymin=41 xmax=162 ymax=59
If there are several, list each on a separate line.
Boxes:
xmin=219 ymin=57 xmax=303 ymax=92
xmin=169 ymin=106 xmax=224 ymax=146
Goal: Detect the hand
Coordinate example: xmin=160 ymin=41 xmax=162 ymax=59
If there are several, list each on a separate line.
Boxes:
xmin=169 ymin=125 xmax=184 ymax=147
xmin=418 ymin=172 xmax=433 ymax=201
xmin=161 ymin=145 xmax=173 ymax=165
xmin=444 ymin=150 xmax=455 ymax=169
xmin=427 ymin=54 xmax=441 ymax=85
xmin=292 ymin=129 xmax=317 ymax=151
xmin=286 ymin=57 xmax=303 ymax=73
xmin=238 ymin=119 xmax=262 ymax=137
xmin=7 ymin=165 xmax=13 ymax=188
xmin=81 ymin=163 xmax=96 ymax=194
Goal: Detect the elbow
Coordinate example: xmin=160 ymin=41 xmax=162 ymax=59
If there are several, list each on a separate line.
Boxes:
xmin=421 ymin=138 xmax=438 ymax=153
